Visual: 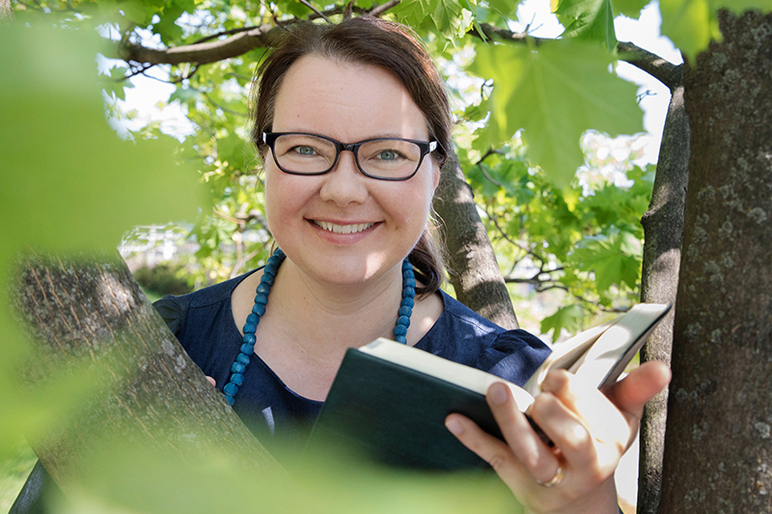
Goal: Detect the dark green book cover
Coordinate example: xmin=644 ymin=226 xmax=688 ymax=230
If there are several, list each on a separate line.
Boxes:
xmin=307 ymin=349 xmax=502 ymax=470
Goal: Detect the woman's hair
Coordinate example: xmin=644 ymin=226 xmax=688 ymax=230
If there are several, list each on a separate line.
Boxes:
xmin=250 ymin=16 xmax=451 ymax=295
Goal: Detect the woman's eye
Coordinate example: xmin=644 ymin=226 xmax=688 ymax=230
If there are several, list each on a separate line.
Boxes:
xmin=377 ymin=149 xmax=402 ymax=161
xmin=293 ymin=145 xmax=316 ymax=156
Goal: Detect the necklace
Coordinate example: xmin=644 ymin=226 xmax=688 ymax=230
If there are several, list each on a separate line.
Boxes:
xmin=222 ymin=247 xmax=417 ymax=406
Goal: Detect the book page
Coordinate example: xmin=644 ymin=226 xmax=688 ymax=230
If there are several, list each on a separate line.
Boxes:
xmin=571 ymin=303 xmax=670 ymax=388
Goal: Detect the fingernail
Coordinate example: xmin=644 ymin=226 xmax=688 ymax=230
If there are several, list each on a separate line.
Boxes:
xmin=445 ymin=418 xmax=464 ymax=435
xmin=489 ymin=382 xmax=508 ymax=405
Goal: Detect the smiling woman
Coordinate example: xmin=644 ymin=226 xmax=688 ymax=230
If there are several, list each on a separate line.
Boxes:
xmin=13 ymin=15 xmax=671 ymax=514
xmin=153 ymin=18 xmax=667 ymax=514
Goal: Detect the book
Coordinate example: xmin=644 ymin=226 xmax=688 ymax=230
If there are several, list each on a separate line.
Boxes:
xmin=306 ymin=303 xmax=671 ymax=470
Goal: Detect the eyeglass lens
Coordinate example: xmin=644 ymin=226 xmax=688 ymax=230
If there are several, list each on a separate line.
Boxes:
xmin=272 ymin=134 xmax=424 ymax=179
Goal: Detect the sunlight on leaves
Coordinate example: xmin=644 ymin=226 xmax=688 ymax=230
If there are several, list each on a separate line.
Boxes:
xmin=659 ymin=0 xmax=718 ymax=63
xmin=556 ymin=0 xmax=618 ymax=49
xmin=611 ymin=0 xmax=652 ymax=19
xmin=470 ymin=39 xmax=642 ymax=187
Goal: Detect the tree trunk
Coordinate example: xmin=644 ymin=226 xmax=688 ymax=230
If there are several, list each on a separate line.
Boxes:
xmin=11 ymin=252 xmax=284 ymax=493
xmin=1 ymin=0 xmax=13 ymax=23
xmin=660 ymin=9 xmax=772 ymax=512
xmin=636 ymin=84 xmax=689 ymax=513
xmin=434 ymin=154 xmax=520 ymax=329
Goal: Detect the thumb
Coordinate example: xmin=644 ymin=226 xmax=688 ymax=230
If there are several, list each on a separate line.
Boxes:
xmin=604 ymin=360 xmax=671 ymax=418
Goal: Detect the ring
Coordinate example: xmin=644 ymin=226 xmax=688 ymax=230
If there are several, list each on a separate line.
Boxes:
xmin=535 ymin=463 xmax=564 ymax=488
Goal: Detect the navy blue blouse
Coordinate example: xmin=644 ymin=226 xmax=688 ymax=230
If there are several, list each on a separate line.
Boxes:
xmin=154 ymin=269 xmax=551 ymax=451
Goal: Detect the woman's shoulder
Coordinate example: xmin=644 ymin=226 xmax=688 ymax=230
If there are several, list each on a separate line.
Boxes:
xmin=152 ymin=268 xmax=259 ymax=334
xmin=418 ymin=290 xmax=551 ymax=386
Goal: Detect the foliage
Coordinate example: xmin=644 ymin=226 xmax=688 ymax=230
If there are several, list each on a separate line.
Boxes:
xmin=133 ymin=262 xmax=195 ymax=298
xmin=11 ymin=0 xmax=770 ymax=331
xmin=13 ymin=0 xmax=768 ymax=337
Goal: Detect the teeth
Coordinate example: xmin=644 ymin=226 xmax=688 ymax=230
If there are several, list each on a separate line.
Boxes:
xmin=314 ymin=221 xmax=374 ymax=234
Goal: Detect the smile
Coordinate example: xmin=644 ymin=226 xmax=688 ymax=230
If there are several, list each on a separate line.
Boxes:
xmin=313 ymin=221 xmax=375 ymax=234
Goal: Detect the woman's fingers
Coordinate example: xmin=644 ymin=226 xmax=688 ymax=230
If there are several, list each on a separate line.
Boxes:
xmin=603 ymin=360 xmax=671 ymax=419
xmin=206 ymin=376 xmax=216 ymax=387
xmin=445 ymin=382 xmax=561 ymax=487
xmin=487 ymin=383 xmax=562 ymax=483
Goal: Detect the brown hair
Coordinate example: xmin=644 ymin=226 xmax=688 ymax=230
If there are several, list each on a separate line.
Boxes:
xmin=250 ymin=17 xmax=450 ymax=295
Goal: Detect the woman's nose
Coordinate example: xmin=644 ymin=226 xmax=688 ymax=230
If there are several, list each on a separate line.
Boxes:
xmin=318 ymin=151 xmax=369 ymax=206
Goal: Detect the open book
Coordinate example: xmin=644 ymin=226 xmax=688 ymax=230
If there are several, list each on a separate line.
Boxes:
xmin=307 ymin=303 xmax=671 ymax=470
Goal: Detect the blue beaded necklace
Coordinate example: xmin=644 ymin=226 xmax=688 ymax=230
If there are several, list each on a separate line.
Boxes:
xmin=223 ymin=247 xmax=417 ymax=406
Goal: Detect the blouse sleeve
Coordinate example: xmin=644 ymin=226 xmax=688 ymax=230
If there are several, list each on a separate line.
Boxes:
xmin=152 ymin=295 xmax=185 ymax=336
xmin=479 ymin=329 xmax=552 ymax=386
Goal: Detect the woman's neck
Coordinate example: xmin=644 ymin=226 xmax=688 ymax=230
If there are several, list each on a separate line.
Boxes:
xmin=265 ymin=258 xmax=404 ymax=355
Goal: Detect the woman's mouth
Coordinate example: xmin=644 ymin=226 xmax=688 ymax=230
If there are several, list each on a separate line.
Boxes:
xmin=312 ymin=220 xmax=376 ymax=234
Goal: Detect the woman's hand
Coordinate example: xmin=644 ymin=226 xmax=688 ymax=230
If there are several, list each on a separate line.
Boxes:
xmin=445 ymin=361 xmax=671 ymax=514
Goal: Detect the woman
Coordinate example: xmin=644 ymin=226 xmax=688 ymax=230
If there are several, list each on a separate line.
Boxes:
xmin=152 ymin=17 xmax=672 ymax=513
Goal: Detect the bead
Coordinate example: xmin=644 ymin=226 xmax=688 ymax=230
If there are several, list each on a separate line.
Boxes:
xmin=404 ymin=276 xmax=416 ymax=288
xmin=242 ymin=333 xmax=256 ymax=345
xmin=257 ymin=282 xmax=271 ymax=295
xmin=243 ymin=322 xmax=257 ymax=334
xmin=254 ymin=292 xmax=269 ymax=305
xmin=395 ymin=335 xmax=407 ymax=344
xmin=236 ymin=353 xmax=250 ymax=365
xmin=397 ymin=315 xmax=411 ymax=328
xmin=240 ymin=343 xmax=255 ymax=354
xmin=252 ymin=303 xmax=266 ymax=317
xmin=402 ymin=286 xmax=415 ymax=298
xmin=223 ymin=382 xmax=239 ymax=396
xmin=246 ymin=313 xmax=258 ymax=325
xmin=231 ymin=373 xmax=244 ymax=386
xmin=393 ymin=324 xmax=407 ymax=337
xmin=225 ymin=395 xmax=235 ymax=406
xmin=398 ymin=306 xmax=412 ymax=317
xmin=231 ymin=362 xmax=246 ymax=374
xmin=401 ymin=296 xmax=415 ymax=308
xmin=262 ymin=273 xmax=275 ymax=286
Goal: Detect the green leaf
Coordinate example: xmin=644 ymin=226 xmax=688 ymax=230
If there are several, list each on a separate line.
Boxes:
xmin=556 ymin=0 xmax=618 ymax=49
xmin=612 ymin=0 xmax=652 ymax=19
xmin=0 ymin=22 xmax=207 ymax=459
xmin=470 ymin=39 xmax=642 ymax=187
xmin=170 ymin=85 xmax=205 ymax=104
xmin=719 ymin=0 xmax=772 ymax=11
xmin=540 ymin=304 xmax=586 ymax=341
xmin=393 ymin=0 xmax=471 ymax=40
xmin=659 ymin=0 xmax=719 ymax=63
xmin=486 ymin=0 xmax=522 ymax=18
xmin=570 ymin=230 xmax=642 ymax=292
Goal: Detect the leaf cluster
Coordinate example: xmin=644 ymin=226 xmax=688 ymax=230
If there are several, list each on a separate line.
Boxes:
xmin=11 ymin=0 xmax=770 ymax=332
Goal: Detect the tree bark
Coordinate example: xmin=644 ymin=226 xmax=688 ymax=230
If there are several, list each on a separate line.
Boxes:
xmin=636 ymin=84 xmax=689 ymax=513
xmin=1 ymin=0 xmax=13 ymax=23
xmin=660 ymin=9 xmax=772 ymax=512
xmin=11 ymin=252 xmax=284 ymax=493
xmin=434 ymin=154 xmax=520 ymax=329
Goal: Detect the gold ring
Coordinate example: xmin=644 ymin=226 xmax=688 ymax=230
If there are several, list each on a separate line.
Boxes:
xmin=535 ymin=463 xmax=564 ymax=488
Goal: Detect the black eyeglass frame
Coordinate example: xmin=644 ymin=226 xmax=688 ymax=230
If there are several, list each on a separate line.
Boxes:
xmin=262 ymin=131 xmax=438 ymax=181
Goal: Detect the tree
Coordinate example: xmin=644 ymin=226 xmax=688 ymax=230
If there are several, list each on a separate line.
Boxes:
xmin=659 ymin=9 xmax=772 ymax=512
xmin=4 ymin=0 xmax=772 ymax=511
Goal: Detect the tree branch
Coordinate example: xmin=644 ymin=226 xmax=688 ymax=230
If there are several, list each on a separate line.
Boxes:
xmin=472 ymin=23 xmax=684 ymax=91
xmin=118 ymin=23 xmax=283 ymax=66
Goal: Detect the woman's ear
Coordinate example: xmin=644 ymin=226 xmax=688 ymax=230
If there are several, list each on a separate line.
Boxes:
xmin=431 ymin=160 xmax=441 ymax=191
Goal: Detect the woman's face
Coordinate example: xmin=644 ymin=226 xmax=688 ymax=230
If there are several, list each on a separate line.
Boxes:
xmin=264 ymin=55 xmax=440 ymax=288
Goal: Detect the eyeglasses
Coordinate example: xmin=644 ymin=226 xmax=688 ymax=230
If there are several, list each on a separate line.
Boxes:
xmin=262 ymin=132 xmax=438 ymax=181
